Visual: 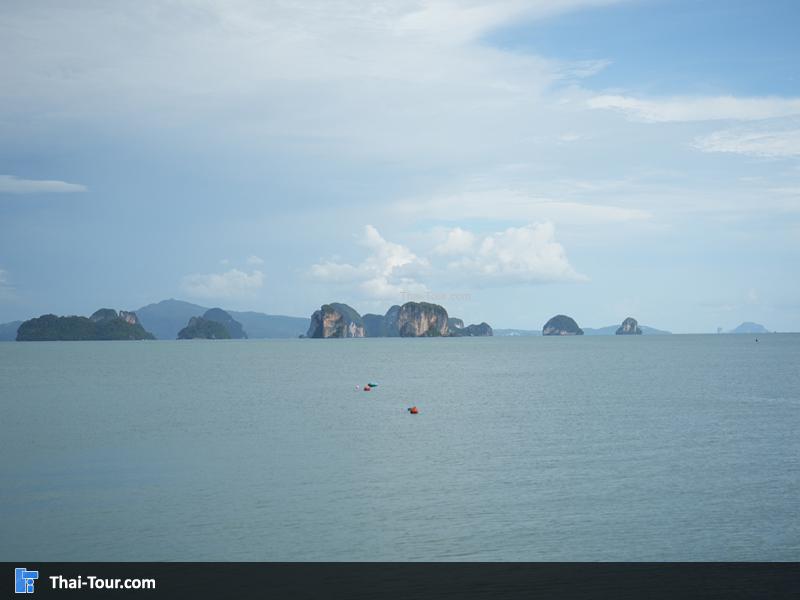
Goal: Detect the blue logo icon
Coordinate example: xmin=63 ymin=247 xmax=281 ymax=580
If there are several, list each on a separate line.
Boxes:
xmin=15 ymin=568 xmax=39 ymax=594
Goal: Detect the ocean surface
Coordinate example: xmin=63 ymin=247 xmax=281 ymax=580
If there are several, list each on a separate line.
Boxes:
xmin=1 ymin=335 xmax=798 ymax=561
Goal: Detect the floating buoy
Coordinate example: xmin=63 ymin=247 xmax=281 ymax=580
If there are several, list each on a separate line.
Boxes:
xmin=363 ymin=385 xmax=371 ymax=391
xmin=408 ymin=406 xmax=419 ymax=414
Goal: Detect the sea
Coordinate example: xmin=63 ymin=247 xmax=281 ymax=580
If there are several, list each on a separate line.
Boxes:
xmin=1 ymin=335 xmax=798 ymax=561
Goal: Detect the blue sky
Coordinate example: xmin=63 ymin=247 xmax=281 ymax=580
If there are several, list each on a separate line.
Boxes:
xmin=1 ymin=0 xmax=799 ymax=332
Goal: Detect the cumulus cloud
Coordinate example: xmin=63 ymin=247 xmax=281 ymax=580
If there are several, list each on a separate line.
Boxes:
xmin=588 ymin=94 xmax=800 ymax=123
xmin=694 ymin=126 xmax=800 ymax=157
xmin=0 ymin=175 xmax=87 ymax=194
xmin=311 ymin=222 xmax=584 ymax=298
xmin=434 ymin=227 xmax=477 ymax=255
xmin=246 ymin=255 xmax=265 ymax=265
xmin=439 ymin=222 xmax=586 ymax=285
xmin=311 ymin=225 xmax=428 ymax=299
xmin=181 ymin=268 xmax=264 ymax=299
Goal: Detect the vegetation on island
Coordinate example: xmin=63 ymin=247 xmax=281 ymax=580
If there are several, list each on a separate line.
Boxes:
xmin=16 ymin=309 xmax=155 ymax=341
xmin=177 ymin=316 xmax=232 ymax=340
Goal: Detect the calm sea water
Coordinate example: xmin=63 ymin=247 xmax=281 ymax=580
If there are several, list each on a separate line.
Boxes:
xmin=1 ymin=335 xmax=798 ymax=561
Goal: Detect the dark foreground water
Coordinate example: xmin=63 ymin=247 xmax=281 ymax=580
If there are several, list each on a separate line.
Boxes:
xmin=1 ymin=335 xmax=798 ymax=561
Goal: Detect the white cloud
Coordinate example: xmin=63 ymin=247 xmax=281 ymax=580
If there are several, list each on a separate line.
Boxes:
xmin=694 ymin=127 xmax=800 ymax=157
xmin=311 ymin=225 xmax=428 ymax=299
xmin=311 ymin=222 xmax=584 ymax=296
xmin=439 ymin=222 xmax=586 ymax=285
xmin=588 ymin=94 xmax=800 ymax=123
xmin=181 ymin=268 xmax=264 ymax=299
xmin=393 ymin=188 xmax=651 ymax=224
xmin=0 ymin=1 xmax=624 ymax=168
xmin=434 ymin=227 xmax=477 ymax=255
xmin=246 ymin=255 xmax=265 ymax=265
xmin=0 ymin=175 xmax=87 ymax=194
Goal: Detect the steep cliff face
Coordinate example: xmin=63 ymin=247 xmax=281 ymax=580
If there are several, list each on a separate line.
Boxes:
xmin=542 ymin=314 xmax=584 ymax=336
xmin=394 ymin=302 xmax=449 ymax=337
xmin=306 ymin=303 xmax=365 ymax=338
xmin=118 ymin=311 xmax=140 ymax=325
xmin=616 ymin=317 xmax=642 ymax=335
xmin=306 ymin=301 xmax=492 ymax=338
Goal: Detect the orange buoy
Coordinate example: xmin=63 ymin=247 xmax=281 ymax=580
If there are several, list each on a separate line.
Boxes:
xmin=408 ymin=406 xmax=419 ymax=414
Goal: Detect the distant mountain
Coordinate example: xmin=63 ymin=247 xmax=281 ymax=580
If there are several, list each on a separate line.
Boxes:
xmin=227 ymin=311 xmax=308 ymax=339
xmin=136 ymin=299 xmax=206 ymax=340
xmin=0 ymin=320 xmax=22 ymax=341
xmin=16 ymin=309 xmax=154 ymax=341
xmin=728 ymin=322 xmax=769 ymax=334
xmin=136 ymin=299 xmax=309 ymax=339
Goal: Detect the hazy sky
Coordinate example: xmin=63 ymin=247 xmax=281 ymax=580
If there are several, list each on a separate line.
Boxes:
xmin=1 ymin=0 xmax=799 ymax=332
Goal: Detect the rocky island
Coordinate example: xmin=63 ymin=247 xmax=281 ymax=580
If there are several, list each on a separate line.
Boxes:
xmin=177 ymin=308 xmax=247 ymax=339
xmin=306 ymin=301 xmax=492 ymax=338
xmin=307 ymin=303 xmax=366 ymax=338
xmin=616 ymin=317 xmax=642 ymax=335
xmin=16 ymin=309 xmax=155 ymax=341
xmin=451 ymin=322 xmax=493 ymax=337
xmin=542 ymin=314 xmax=584 ymax=336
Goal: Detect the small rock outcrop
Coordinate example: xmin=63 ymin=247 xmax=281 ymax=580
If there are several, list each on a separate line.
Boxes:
xmin=202 ymin=308 xmax=247 ymax=339
xmin=306 ymin=303 xmax=365 ymax=338
xmin=616 ymin=317 xmax=642 ymax=335
xmin=542 ymin=314 xmax=584 ymax=336
xmin=451 ymin=322 xmax=493 ymax=337
xmin=177 ymin=316 xmax=231 ymax=340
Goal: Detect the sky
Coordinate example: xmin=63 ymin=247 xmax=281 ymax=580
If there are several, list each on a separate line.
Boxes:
xmin=1 ymin=0 xmax=799 ymax=333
